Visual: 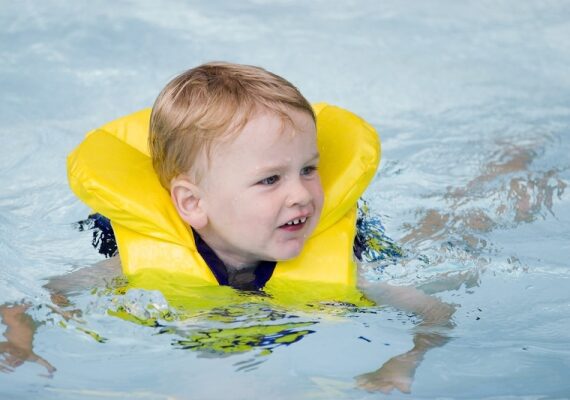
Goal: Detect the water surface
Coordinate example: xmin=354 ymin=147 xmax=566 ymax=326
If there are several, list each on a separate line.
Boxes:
xmin=1 ymin=1 xmax=569 ymax=399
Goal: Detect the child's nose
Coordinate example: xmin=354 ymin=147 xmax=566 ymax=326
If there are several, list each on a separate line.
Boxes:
xmin=286 ymin=179 xmax=312 ymax=207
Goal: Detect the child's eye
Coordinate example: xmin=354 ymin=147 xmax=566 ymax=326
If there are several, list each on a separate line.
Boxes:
xmin=258 ymin=175 xmax=280 ymax=185
xmin=301 ymin=165 xmax=317 ymax=176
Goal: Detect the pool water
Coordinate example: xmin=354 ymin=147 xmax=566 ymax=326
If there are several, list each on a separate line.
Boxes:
xmin=1 ymin=1 xmax=569 ymax=399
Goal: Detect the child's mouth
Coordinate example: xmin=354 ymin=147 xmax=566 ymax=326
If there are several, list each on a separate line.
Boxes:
xmin=279 ymin=217 xmax=308 ymax=232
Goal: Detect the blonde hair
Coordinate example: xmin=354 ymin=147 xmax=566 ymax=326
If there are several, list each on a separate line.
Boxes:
xmin=149 ymin=62 xmax=315 ymax=189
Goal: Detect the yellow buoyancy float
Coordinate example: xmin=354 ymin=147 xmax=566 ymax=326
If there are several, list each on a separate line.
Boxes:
xmin=67 ymin=103 xmax=380 ymax=305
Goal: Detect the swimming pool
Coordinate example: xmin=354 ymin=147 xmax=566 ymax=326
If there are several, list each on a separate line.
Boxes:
xmin=1 ymin=1 xmax=569 ymax=398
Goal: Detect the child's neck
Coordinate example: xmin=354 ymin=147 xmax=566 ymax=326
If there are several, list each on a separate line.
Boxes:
xmin=193 ymin=228 xmax=261 ymax=272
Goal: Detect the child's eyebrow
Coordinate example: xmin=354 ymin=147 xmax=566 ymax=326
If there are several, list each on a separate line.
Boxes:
xmin=306 ymin=152 xmax=320 ymax=163
xmin=254 ymin=152 xmax=320 ymax=175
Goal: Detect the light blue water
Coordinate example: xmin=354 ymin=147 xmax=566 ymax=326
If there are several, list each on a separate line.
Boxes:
xmin=1 ymin=1 xmax=569 ymax=399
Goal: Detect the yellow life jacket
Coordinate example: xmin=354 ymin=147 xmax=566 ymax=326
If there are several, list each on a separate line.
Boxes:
xmin=67 ymin=103 xmax=380 ymax=306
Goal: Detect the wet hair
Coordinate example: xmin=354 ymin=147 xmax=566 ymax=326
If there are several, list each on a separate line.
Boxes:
xmin=149 ymin=62 xmax=315 ymax=189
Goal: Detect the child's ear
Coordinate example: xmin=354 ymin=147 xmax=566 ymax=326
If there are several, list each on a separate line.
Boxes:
xmin=170 ymin=176 xmax=208 ymax=229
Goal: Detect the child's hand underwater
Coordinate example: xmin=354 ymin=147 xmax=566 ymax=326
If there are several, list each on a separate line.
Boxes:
xmin=0 ymin=304 xmax=56 ymax=377
xmin=355 ymin=353 xmax=416 ymax=394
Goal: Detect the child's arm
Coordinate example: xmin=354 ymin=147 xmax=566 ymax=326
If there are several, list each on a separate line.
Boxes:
xmin=355 ymin=273 xmax=455 ymax=394
xmin=0 ymin=258 xmax=122 ymax=375
xmin=44 ymin=256 xmax=122 ymax=320
xmin=0 ymin=304 xmax=56 ymax=376
xmin=44 ymin=256 xmax=122 ymax=297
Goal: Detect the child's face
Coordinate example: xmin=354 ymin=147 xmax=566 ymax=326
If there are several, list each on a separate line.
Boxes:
xmin=196 ymin=108 xmax=323 ymax=267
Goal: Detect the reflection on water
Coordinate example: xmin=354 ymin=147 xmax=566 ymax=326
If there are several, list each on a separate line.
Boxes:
xmin=109 ymin=296 xmax=318 ymax=359
xmin=173 ymin=321 xmax=315 ymax=357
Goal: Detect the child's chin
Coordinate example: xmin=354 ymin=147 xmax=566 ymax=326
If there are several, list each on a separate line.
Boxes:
xmin=274 ymin=244 xmax=305 ymax=261
xmin=269 ymin=236 xmax=309 ymax=261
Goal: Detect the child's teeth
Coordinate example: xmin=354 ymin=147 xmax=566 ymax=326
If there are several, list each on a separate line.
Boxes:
xmin=286 ymin=217 xmax=307 ymax=226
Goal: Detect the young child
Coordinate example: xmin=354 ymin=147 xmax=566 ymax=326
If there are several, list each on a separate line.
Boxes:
xmin=68 ymin=62 xmax=456 ymax=393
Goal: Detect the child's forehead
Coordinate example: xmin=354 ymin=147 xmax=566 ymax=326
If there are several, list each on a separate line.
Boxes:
xmin=227 ymin=109 xmax=315 ymax=149
xmin=205 ymin=110 xmax=315 ymax=168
